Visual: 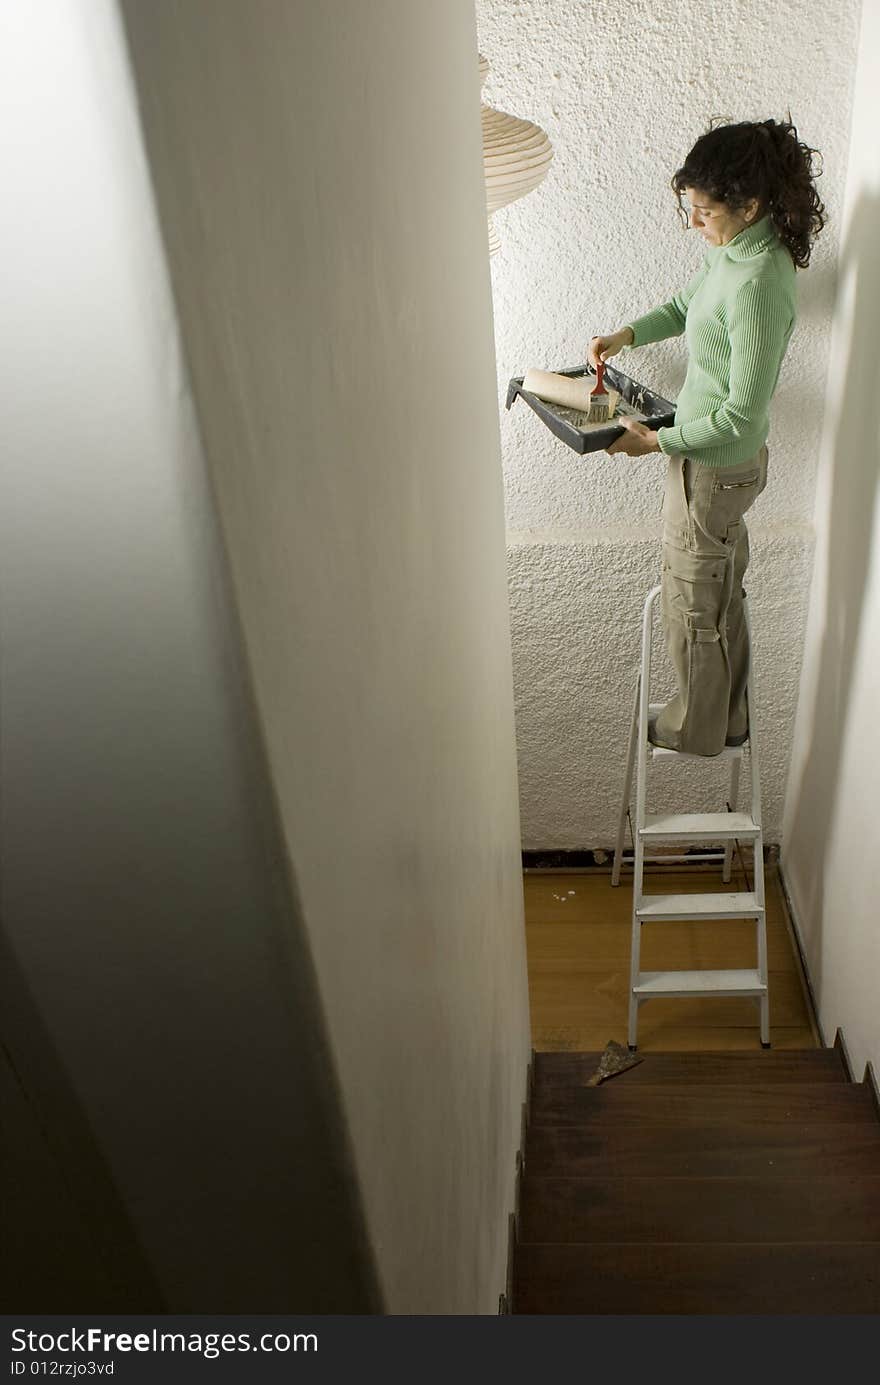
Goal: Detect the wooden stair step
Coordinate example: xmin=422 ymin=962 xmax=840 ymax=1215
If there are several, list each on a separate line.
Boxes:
xmin=525 ymin=1121 xmax=880 ymax=1178
xmin=529 ymin=1081 xmax=875 ymax=1126
xmin=514 ymin=1242 xmax=880 ymax=1314
xmin=518 ymin=1175 xmax=880 ymax=1244
xmin=532 ymin=1049 xmax=848 ymax=1088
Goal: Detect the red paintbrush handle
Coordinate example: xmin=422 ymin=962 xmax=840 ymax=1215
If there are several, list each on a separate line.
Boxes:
xmin=593 ymin=359 xmax=605 ymax=394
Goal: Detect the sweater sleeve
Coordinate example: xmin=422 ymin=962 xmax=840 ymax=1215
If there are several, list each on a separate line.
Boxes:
xmin=625 ymin=261 xmax=711 ymax=346
xmin=657 ymin=277 xmax=793 ymax=456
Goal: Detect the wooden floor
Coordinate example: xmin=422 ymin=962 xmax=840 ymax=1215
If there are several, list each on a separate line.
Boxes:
xmin=524 ymin=863 xmax=819 ymax=1051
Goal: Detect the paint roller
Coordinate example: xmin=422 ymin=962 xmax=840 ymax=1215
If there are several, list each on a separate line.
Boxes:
xmin=523 ymin=367 xmax=619 ymax=419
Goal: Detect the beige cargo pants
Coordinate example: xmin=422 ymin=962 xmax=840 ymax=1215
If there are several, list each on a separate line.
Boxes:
xmin=652 ymin=446 xmax=768 ymax=756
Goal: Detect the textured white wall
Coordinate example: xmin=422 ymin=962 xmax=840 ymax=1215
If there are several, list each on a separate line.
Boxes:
xmin=477 ymin=0 xmax=861 ymax=846
xmin=783 ymin=0 xmax=880 ymax=1079
xmin=123 ymin=0 xmax=530 ymax=1315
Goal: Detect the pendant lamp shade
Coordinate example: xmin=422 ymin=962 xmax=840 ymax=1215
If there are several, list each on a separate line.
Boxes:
xmin=480 ymin=54 xmax=553 ymax=256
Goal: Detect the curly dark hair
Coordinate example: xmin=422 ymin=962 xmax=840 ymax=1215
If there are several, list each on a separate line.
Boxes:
xmin=671 ymin=117 xmax=826 ymax=268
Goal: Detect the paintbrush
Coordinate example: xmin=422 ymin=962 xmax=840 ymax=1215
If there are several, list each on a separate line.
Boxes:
xmin=587 ymin=358 xmax=610 ymax=423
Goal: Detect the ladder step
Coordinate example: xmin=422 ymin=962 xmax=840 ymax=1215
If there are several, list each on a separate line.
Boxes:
xmin=650 ymin=745 xmax=745 ymax=761
xmin=634 ymin=968 xmax=766 ymax=997
xmin=636 ymin=892 xmax=763 ymax=921
xmin=646 ymin=704 xmax=746 ymax=760
xmin=640 ymin=812 xmax=759 ymax=840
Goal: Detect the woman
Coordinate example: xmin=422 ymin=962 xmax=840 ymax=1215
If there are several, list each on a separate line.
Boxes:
xmin=589 ymin=118 xmax=825 ymax=756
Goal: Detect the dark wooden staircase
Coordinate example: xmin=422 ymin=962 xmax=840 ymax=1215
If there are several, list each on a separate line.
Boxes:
xmin=512 ymin=1040 xmax=880 ymax=1313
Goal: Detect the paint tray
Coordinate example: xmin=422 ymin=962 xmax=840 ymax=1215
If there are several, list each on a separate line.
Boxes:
xmin=506 ymin=362 xmax=676 ymax=455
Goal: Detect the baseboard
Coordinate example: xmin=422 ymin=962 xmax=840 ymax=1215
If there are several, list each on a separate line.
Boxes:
xmin=499 ymin=1049 xmax=532 ymax=1314
xmin=833 ymin=1028 xmax=854 ymax=1082
xmin=778 ymin=874 xmax=879 ymax=1089
xmin=835 ymin=1032 xmax=880 ymax=1113
xmin=776 ymin=861 xmax=825 ymax=1047
xmin=864 ymin=1061 xmax=880 ymax=1121
xmin=523 ymin=844 xmax=780 ymax=871
xmin=522 ymin=848 xmax=610 ymax=869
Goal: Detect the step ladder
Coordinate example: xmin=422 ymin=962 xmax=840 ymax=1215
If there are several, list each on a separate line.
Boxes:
xmin=612 ymin=585 xmax=768 ymax=1051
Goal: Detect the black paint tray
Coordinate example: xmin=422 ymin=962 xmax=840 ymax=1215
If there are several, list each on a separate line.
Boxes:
xmin=506 ymin=362 xmax=676 ymax=455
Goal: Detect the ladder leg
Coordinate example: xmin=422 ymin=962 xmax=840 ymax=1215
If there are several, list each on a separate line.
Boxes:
xmin=722 ymin=755 xmax=742 ymax=883
xmin=627 ymin=859 xmax=643 ymax=1049
xmin=628 ymin=587 xmax=660 ymax=1050
xmin=612 ymin=676 xmax=641 ymax=887
xmin=627 ymin=996 xmax=640 ymax=1051
xmin=743 ymin=598 xmax=770 ymax=1047
xmin=757 ymin=948 xmax=770 ymax=1044
xmin=753 ymin=787 xmax=769 ymax=1046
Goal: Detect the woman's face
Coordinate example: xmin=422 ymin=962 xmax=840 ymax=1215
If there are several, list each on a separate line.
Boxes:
xmin=683 ymin=186 xmax=760 ymax=247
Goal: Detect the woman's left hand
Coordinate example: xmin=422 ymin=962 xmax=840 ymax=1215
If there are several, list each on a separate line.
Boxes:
xmin=606 ymin=418 xmax=661 ymax=456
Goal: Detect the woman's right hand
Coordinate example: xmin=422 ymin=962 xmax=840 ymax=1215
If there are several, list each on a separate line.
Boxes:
xmin=587 ymin=327 xmax=634 ymax=369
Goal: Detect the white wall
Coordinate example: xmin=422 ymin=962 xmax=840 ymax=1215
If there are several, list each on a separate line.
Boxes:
xmin=783 ymin=0 xmax=880 ymax=1078
xmin=121 ymin=0 xmax=531 ymax=1315
xmin=477 ymin=0 xmax=861 ymax=847
xmin=1 ymin=0 xmax=530 ymax=1314
xmin=0 ymin=0 xmax=377 ymax=1311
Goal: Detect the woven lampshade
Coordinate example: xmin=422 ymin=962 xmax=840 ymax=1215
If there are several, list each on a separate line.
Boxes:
xmin=479 ymin=54 xmax=553 ymax=256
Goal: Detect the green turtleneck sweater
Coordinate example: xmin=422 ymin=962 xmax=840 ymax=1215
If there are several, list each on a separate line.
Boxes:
xmin=626 ymin=215 xmax=797 ymax=467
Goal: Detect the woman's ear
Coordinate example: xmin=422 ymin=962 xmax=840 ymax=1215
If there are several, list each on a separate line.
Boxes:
xmin=744 ymin=198 xmax=761 ymax=224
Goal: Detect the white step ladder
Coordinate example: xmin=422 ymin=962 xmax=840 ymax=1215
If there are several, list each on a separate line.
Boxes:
xmin=612 ymin=585 xmax=769 ymax=1051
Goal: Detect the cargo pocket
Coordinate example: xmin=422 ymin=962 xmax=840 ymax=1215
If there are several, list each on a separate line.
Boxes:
xmin=662 ymin=549 xmax=726 ymax=636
